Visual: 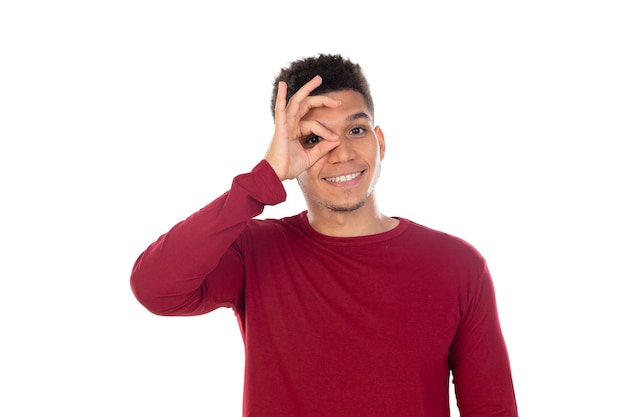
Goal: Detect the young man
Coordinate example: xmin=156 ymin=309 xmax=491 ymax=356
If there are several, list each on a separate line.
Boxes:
xmin=130 ymin=54 xmax=518 ymax=416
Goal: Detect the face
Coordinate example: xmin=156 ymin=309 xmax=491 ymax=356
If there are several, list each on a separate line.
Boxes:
xmin=296 ymin=90 xmax=386 ymax=213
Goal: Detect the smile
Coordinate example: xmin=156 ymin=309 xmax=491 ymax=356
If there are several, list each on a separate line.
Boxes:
xmin=323 ymin=171 xmax=364 ymax=183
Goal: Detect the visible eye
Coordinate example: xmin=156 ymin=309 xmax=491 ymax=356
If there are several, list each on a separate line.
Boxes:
xmin=349 ymin=127 xmax=367 ymax=135
xmin=303 ymin=135 xmax=323 ymax=147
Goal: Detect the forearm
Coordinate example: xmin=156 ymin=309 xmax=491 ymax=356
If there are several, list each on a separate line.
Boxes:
xmin=129 ymin=160 xmax=286 ymax=315
xmin=451 ymin=266 xmax=518 ymax=416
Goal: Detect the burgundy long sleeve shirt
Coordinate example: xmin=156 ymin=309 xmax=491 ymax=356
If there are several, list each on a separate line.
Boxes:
xmin=130 ymin=161 xmax=518 ymax=417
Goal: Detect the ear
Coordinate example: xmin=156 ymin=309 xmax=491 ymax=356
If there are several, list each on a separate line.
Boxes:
xmin=375 ymin=126 xmax=386 ymax=160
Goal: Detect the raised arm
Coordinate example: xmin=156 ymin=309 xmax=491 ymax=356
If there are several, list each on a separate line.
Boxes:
xmin=130 ymin=76 xmax=342 ymax=316
xmin=129 ymin=161 xmax=286 ymax=316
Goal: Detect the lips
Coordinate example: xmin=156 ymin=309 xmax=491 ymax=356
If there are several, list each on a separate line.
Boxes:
xmin=323 ymin=171 xmax=364 ymax=183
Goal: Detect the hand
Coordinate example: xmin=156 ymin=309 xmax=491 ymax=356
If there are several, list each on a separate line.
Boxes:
xmin=264 ymin=76 xmax=342 ymax=181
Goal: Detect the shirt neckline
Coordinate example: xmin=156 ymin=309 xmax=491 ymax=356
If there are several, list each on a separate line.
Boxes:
xmin=295 ymin=211 xmax=409 ymax=246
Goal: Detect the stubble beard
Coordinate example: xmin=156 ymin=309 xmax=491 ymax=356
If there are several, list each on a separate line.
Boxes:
xmin=324 ymin=195 xmax=369 ymax=212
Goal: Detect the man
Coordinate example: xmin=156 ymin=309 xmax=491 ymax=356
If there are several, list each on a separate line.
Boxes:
xmin=130 ymin=53 xmax=518 ymax=416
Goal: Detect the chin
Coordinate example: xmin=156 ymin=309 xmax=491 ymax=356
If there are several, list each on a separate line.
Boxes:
xmin=326 ymin=197 xmax=368 ymax=213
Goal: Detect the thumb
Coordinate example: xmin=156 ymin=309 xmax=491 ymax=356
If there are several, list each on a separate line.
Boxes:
xmin=307 ymin=140 xmax=340 ymax=166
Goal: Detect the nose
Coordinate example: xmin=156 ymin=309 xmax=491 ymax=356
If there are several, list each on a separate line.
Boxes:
xmin=327 ymin=136 xmax=355 ymax=164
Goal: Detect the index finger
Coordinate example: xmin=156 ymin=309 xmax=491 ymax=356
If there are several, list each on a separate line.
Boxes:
xmin=287 ymin=76 xmax=342 ymax=120
xmin=291 ymin=75 xmax=323 ymax=100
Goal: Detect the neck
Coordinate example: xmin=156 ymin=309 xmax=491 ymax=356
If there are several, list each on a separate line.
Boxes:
xmin=305 ymin=194 xmax=399 ymax=237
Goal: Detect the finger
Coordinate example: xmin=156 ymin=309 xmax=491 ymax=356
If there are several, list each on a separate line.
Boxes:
xmin=299 ymin=120 xmax=339 ymax=142
xmin=291 ymin=75 xmax=323 ymax=100
xmin=287 ymin=94 xmax=343 ymax=128
xmin=274 ymin=81 xmax=288 ymax=123
xmin=287 ymin=76 xmax=341 ymax=115
xmin=306 ymin=139 xmax=341 ymax=164
xmin=299 ymin=95 xmax=342 ymax=114
xmin=282 ymin=76 xmax=322 ymax=120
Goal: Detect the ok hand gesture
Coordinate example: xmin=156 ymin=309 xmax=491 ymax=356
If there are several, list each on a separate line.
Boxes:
xmin=264 ymin=76 xmax=342 ymax=181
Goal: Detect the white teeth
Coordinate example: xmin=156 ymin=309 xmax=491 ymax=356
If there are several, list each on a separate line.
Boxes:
xmin=325 ymin=171 xmax=362 ymax=183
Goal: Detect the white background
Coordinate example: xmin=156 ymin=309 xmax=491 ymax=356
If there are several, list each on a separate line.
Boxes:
xmin=1 ymin=1 xmax=624 ymax=416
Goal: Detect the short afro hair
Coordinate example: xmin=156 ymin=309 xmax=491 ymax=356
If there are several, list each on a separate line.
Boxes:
xmin=270 ymin=53 xmax=374 ymax=119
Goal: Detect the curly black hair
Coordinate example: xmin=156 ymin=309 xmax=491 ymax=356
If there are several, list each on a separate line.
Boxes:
xmin=270 ymin=53 xmax=374 ymax=119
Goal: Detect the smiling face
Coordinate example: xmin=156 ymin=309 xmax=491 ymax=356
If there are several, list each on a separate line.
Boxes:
xmin=296 ymin=89 xmax=386 ymax=214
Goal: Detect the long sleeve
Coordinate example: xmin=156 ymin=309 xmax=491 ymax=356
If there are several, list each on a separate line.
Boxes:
xmin=449 ymin=263 xmax=518 ymax=416
xmin=129 ymin=160 xmax=286 ymax=316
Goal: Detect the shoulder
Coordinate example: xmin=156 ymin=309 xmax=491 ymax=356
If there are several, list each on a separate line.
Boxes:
xmin=238 ymin=212 xmax=306 ymax=241
xmin=399 ymin=218 xmax=486 ymax=265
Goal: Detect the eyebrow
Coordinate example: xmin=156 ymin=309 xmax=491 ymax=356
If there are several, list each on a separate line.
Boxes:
xmin=346 ymin=112 xmax=372 ymax=122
